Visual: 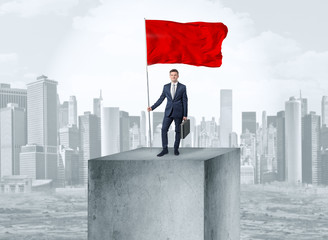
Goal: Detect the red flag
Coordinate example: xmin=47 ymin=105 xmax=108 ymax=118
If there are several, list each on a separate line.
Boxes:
xmin=145 ymin=19 xmax=228 ymax=67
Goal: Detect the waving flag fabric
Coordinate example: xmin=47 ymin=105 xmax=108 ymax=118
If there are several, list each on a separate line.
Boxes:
xmin=145 ymin=19 xmax=228 ymax=67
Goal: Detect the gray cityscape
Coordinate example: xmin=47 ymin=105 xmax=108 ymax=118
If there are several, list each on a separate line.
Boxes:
xmin=1 ymin=77 xmax=328 ymax=239
xmin=1 ymin=79 xmax=328 ymax=189
xmin=1 ymin=0 xmax=328 ymax=239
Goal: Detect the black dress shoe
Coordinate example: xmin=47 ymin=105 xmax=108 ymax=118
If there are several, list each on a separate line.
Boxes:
xmin=157 ymin=148 xmax=168 ymax=157
xmin=174 ymin=148 xmax=179 ymax=155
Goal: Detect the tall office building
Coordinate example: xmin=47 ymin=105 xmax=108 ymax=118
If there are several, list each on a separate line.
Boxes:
xmin=321 ymin=125 xmax=328 ymax=150
xmin=59 ymin=101 xmax=69 ymax=128
xmin=20 ymin=75 xmax=58 ymax=183
xmin=321 ymin=150 xmax=328 ymax=185
xmin=79 ymin=111 xmax=101 ymax=185
xmin=262 ymin=111 xmax=267 ymax=155
xmin=299 ymin=92 xmax=308 ymax=117
xmin=101 ymin=107 xmax=120 ymax=156
xmin=276 ymin=111 xmax=286 ymax=181
xmin=93 ymin=90 xmax=102 ymax=118
xmin=120 ymin=111 xmax=130 ymax=152
xmin=285 ymin=96 xmax=302 ymax=184
xmin=58 ymin=146 xmax=79 ymax=186
xmin=0 ymin=83 xmax=27 ymax=109
xmin=267 ymin=124 xmax=277 ymax=172
xmin=68 ymin=96 xmax=77 ymax=126
xmin=129 ymin=116 xmax=140 ymax=129
xmin=242 ymin=112 xmax=256 ymax=135
xmin=299 ymin=93 xmax=308 ymax=174
xmin=93 ymin=90 xmax=102 ymax=155
xmin=267 ymin=116 xmax=277 ymax=128
xmin=0 ymin=103 xmax=26 ymax=177
xmin=0 ymin=83 xmax=27 ymax=173
xmin=59 ymin=124 xmax=79 ymax=150
xmin=219 ymin=89 xmax=232 ymax=147
xmin=302 ymin=112 xmax=321 ymax=184
xmin=322 ymin=96 xmax=328 ymax=127
xmin=25 ymin=75 xmax=58 ymax=146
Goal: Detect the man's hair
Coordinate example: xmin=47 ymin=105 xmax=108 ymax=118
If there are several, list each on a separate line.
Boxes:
xmin=169 ymin=69 xmax=179 ymax=75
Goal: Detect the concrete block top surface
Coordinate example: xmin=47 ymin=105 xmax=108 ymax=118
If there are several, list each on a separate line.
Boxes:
xmin=91 ymin=147 xmax=240 ymax=161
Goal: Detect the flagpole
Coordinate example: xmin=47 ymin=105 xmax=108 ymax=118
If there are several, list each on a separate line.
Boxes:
xmin=144 ymin=17 xmax=152 ymax=150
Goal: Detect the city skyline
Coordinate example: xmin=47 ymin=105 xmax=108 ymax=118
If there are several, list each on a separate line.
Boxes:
xmin=2 ymin=74 xmax=328 ymax=187
xmin=1 ymin=1 xmax=327 ymax=238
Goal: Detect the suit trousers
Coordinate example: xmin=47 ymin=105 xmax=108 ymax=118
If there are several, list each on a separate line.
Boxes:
xmin=161 ymin=111 xmax=183 ymax=150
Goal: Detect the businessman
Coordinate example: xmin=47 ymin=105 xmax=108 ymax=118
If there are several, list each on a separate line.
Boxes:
xmin=147 ymin=69 xmax=188 ymax=156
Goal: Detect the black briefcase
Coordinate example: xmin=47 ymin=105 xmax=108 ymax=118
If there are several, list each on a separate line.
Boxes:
xmin=180 ymin=119 xmax=190 ymax=139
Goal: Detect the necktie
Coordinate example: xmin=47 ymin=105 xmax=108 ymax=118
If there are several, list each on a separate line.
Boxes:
xmin=172 ymin=84 xmax=176 ymax=99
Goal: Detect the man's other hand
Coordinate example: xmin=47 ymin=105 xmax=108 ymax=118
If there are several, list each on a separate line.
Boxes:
xmin=147 ymin=106 xmax=152 ymax=112
xmin=183 ymin=116 xmax=187 ymax=121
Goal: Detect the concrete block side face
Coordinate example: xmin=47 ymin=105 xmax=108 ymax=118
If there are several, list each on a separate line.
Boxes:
xmin=88 ymin=160 xmax=204 ymax=240
xmin=204 ymin=149 xmax=240 ymax=240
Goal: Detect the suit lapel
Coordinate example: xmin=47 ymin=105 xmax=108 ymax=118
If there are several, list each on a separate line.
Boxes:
xmin=167 ymin=84 xmax=173 ymax=100
xmin=172 ymin=82 xmax=179 ymax=101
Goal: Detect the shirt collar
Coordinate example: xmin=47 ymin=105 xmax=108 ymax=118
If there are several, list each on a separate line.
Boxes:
xmin=171 ymin=81 xmax=178 ymax=86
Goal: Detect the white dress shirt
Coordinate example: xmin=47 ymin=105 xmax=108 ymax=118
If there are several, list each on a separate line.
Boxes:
xmin=171 ymin=81 xmax=178 ymax=99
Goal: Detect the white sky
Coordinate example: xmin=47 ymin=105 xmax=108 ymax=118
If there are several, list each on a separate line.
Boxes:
xmin=0 ymin=0 xmax=327 ymax=135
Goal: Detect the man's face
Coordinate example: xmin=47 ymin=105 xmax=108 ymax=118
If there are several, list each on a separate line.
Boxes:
xmin=170 ymin=72 xmax=179 ymax=82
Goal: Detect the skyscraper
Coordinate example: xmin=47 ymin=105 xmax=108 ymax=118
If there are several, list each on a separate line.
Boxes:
xmin=321 ymin=96 xmax=328 ymax=127
xmin=79 ymin=111 xmax=101 ymax=185
xmin=68 ymin=96 xmax=77 ymax=126
xmin=0 ymin=83 xmax=27 ymax=172
xmin=26 ymin=75 xmax=58 ymax=147
xmin=262 ymin=111 xmax=267 ymax=155
xmin=220 ymin=89 xmax=232 ymax=147
xmin=242 ymin=112 xmax=256 ymax=135
xmin=321 ymin=150 xmax=328 ymax=185
xmin=0 ymin=103 xmax=26 ymax=177
xmin=299 ymin=92 xmax=308 ymax=117
xmin=276 ymin=111 xmax=286 ymax=181
xmin=101 ymin=107 xmax=120 ymax=156
xmin=267 ymin=116 xmax=277 ymax=128
xmin=59 ymin=124 xmax=79 ymax=150
xmin=58 ymin=146 xmax=79 ymax=186
xmin=302 ymin=111 xmax=321 ymax=184
xmin=120 ymin=111 xmax=130 ymax=152
xmin=0 ymin=83 xmax=27 ymax=110
xmin=285 ymin=96 xmax=302 ymax=184
xmin=20 ymin=75 xmax=58 ymax=183
xmin=93 ymin=90 xmax=102 ymax=155
xmin=59 ymin=101 xmax=69 ymax=128
xmin=267 ymin=124 xmax=277 ymax=172
xmin=93 ymin=90 xmax=102 ymax=118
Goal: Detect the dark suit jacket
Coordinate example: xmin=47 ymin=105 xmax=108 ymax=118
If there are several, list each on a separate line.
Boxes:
xmin=151 ymin=81 xmax=188 ymax=118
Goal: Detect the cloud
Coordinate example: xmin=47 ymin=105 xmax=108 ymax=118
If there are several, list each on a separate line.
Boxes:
xmin=0 ymin=0 xmax=79 ymax=17
xmin=273 ymin=50 xmax=328 ymax=82
xmin=46 ymin=0 xmax=327 ymax=135
xmin=0 ymin=53 xmax=19 ymax=79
